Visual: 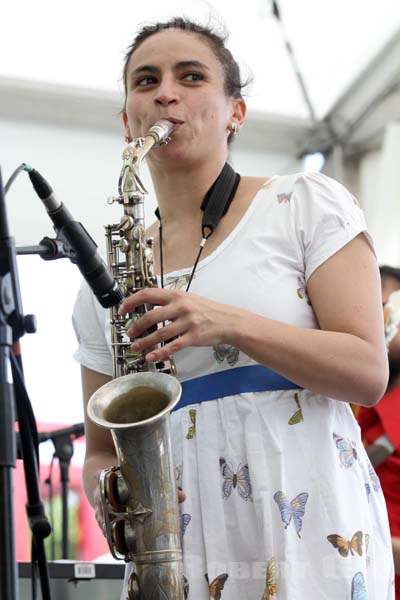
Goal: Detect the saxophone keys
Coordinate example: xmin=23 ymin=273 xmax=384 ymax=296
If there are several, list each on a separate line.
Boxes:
xmin=102 ymin=468 xmax=127 ymax=511
xmin=127 ymin=573 xmax=141 ymax=600
xmin=112 ymin=518 xmax=137 ymax=557
xmin=118 ymin=238 xmax=130 ymax=253
xmin=125 ymin=315 xmax=139 ymax=330
xmin=119 ymin=214 xmax=134 ymax=231
xmin=119 ymin=284 xmax=128 ymax=297
xmin=129 ymin=500 xmax=153 ymax=524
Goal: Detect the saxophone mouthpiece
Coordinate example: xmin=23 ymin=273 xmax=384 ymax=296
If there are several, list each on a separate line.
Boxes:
xmin=147 ymin=120 xmax=176 ymax=146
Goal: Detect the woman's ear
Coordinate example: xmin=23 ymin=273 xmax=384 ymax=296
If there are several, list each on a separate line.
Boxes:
xmin=122 ymin=112 xmax=132 ymax=143
xmin=230 ymin=98 xmax=246 ymax=133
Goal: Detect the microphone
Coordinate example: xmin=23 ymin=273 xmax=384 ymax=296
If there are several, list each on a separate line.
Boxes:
xmin=36 ymin=422 xmax=85 ymax=443
xmin=27 ymin=168 xmax=122 ymax=308
xmin=16 ymin=423 xmax=85 ymax=460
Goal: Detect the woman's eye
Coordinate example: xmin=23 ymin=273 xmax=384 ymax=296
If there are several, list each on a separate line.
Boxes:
xmin=183 ymin=72 xmax=204 ymax=82
xmin=136 ymin=76 xmax=157 ymax=87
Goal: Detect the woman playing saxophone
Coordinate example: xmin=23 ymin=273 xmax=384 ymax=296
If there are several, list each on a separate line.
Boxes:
xmin=73 ymin=17 xmax=394 ymax=600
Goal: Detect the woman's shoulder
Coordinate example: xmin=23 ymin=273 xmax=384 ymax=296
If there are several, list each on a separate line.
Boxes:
xmin=252 ymin=171 xmax=352 ymax=189
xmin=256 ymin=171 xmax=361 ymax=211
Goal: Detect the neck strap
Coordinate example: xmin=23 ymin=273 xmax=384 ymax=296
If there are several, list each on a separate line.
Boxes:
xmin=200 ymin=162 xmax=241 ymax=238
xmin=155 ymin=162 xmax=240 ymax=235
xmin=156 ymin=162 xmax=241 ymax=292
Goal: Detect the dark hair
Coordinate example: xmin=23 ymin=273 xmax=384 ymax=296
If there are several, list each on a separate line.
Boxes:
xmin=380 ymin=265 xmax=400 ymax=283
xmin=121 ymin=17 xmax=249 ymax=143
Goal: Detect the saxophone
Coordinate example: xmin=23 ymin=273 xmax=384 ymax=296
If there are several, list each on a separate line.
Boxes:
xmin=87 ymin=120 xmax=185 ymax=600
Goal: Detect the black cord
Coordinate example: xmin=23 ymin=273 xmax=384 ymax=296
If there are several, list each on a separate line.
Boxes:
xmin=159 ymin=221 xmax=164 ymax=290
xmin=185 ymin=242 xmax=205 ymax=292
xmin=4 ymin=163 xmax=32 ymax=194
xmin=44 ymin=458 xmax=56 ymax=560
xmin=31 ymin=539 xmax=38 ymax=600
xmin=158 ymin=219 xmax=203 ymax=293
xmin=11 ymin=351 xmax=40 ymax=464
xmin=11 ymin=352 xmax=52 ymax=600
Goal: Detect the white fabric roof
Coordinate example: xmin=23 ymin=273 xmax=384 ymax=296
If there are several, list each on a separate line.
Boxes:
xmin=1 ymin=0 xmax=400 ymax=120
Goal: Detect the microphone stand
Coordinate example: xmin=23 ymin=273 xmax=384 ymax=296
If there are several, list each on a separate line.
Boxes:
xmin=38 ymin=424 xmax=84 ymax=559
xmin=0 ymin=166 xmax=52 ymax=600
xmin=0 ymin=286 xmax=18 ymax=598
xmin=14 ymin=236 xmax=87 ymax=561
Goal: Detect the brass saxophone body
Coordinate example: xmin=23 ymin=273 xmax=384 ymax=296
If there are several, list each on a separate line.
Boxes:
xmin=87 ymin=120 xmax=185 ymax=600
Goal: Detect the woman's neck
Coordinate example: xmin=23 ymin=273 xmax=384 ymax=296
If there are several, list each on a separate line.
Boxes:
xmin=148 ymin=156 xmax=227 ymax=225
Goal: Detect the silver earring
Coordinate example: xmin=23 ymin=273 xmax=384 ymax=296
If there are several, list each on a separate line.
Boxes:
xmin=231 ymin=122 xmax=238 ymax=134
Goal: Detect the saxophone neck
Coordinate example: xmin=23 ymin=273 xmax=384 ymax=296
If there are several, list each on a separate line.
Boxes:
xmin=118 ymin=120 xmax=175 ymax=198
xmin=118 ymin=143 xmax=148 ymax=198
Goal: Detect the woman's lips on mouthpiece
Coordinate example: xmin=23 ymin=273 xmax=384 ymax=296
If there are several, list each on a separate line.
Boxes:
xmin=164 ymin=117 xmax=184 ymax=133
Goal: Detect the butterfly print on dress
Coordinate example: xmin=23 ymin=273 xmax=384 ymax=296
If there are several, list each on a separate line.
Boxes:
xmin=181 ymin=513 xmax=191 ymax=541
xmin=364 ymin=533 xmax=370 ymax=567
xmin=164 ymin=274 xmax=193 ymax=290
xmin=332 ymin=432 xmax=358 ymax=468
xmin=366 ymin=458 xmax=381 ymax=492
xmin=326 ymin=531 xmax=363 ymax=557
xmin=186 ymin=408 xmax=196 ymax=439
xmin=219 ymin=457 xmax=253 ymax=502
xmin=277 ymin=193 xmax=292 ymax=204
xmin=365 ymin=483 xmax=371 ymax=502
xmin=175 ymin=464 xmax=182 ymax=486
xmin=261 ymin=557 xmax=277 ymax=600
xmin=183 ymin=575 xmax=189 ymax=600
xmin=351 ymin=571 xmax=368 ymax=600
xmin=213 ymin=344 xmax=239 ymax=366
xmin=205 ymin=573 xmax=229 ymax=600
xmin=296 ymin=276 xmax=311 ymax=305
xmin=274 ymin=491 xmax=309 ymax=538
xmin=288 ymin=392 xmax=304 ymax=425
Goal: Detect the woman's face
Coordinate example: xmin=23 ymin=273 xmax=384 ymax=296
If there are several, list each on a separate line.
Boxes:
xmin=122 ymin=29 xmax=245 ymax=165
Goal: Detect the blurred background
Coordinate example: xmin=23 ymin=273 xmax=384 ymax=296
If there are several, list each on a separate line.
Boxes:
xmin=2 ymin=0 xmax=400 ymax=563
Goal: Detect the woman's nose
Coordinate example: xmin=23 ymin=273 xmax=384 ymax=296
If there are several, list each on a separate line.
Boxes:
xmin=154 ymin=78 xmax=179 ymax=106
xmin=155 ymin=93 xmax=178 ymax=107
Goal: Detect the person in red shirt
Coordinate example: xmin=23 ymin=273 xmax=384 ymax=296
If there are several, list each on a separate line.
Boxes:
xmin=358 ymin=265 xmax=400 ymax=596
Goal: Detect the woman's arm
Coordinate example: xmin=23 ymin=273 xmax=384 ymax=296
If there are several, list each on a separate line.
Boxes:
xmin=229 ymin=234 xmax=388 ymax=406
xmin=122 ymin=234 xmax=388 ymax=407
xmin=81 ymin=366 xmax=115 ymax=507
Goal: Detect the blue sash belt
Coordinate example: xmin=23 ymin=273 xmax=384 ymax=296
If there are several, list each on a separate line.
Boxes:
xmin=175 ymin=365 xmax=301 ymax=411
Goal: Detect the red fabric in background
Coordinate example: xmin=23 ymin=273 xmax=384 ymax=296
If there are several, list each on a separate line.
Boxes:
xmin=358 ymin=387 xmax=400 ymax=599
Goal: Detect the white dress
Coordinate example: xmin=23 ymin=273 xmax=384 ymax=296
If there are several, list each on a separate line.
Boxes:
xmin=73 ymin=172 xmax=395 ymax=600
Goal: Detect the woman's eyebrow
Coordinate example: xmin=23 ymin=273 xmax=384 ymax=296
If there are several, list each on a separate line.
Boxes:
xmin=130 ymin=64 xmax=160 ymax=78
xmin=174 ymin=60 xmax=210 ymax=71
xmin=130 ymin=60 xmax=210 ymax=78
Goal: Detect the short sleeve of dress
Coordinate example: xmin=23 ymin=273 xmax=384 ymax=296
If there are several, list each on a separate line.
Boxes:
xmin=290 ymin=172 xmax=374 ymax=282
xmin=72 ymin=280 xmax=113 ymax=376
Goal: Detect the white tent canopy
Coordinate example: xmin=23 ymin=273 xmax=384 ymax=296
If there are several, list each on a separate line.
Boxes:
xmin=1 ymin=0 xmax=400 ymax=119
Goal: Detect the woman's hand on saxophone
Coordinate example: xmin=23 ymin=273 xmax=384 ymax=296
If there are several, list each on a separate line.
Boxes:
xmin=119 ymin=288 xmax=238 ymax=362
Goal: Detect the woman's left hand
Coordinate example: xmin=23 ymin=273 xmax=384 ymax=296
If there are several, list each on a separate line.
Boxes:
xmin=119 ymin=288 xmax=238 ymax=362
